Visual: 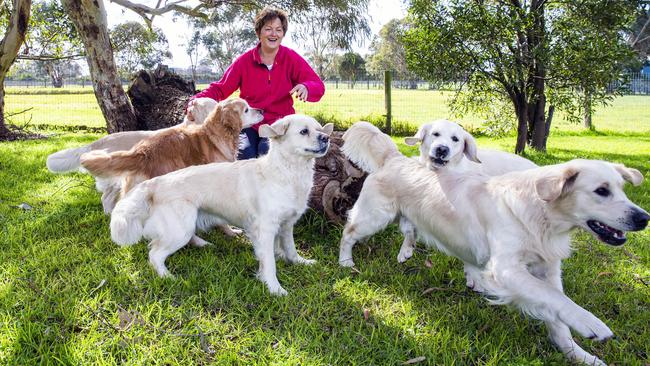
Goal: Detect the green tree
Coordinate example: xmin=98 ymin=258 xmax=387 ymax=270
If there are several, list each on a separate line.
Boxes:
xmin=18 ymin=0 xmax=82 ymax=87
xmin=110 ymin=21 xmax=171 ymax=79
xmin=291 ymin=1 xmax=370 ymax=78
xmin=194 ymin=5 xmax=257 ymax=76
xmin=626 ymin=3 xmax=650 ymax=68
xmin=404 ymin=0 xmax=637 ymax=153
xmin=338 ymin=51 xmax=366 ymax=87
xmin=366 ymin=18 xmax=416 ymax=85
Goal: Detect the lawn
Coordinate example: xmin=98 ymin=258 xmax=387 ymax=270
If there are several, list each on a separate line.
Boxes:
xmin=0 ymin=118 xmax=648 ymax=364
xmin=5 ymin=87 xmax=650 ymax=133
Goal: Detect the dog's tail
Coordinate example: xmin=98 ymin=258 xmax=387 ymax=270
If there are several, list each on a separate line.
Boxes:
xmin=342 ymin=121 xmax=401 ymax=173
xmin=46 ymin=145 xmax=92 ymax=173
xmin=80 ymin=150 xmax=144 ymax=178
xmin=110 ymin=182 xmax=152 ymax=246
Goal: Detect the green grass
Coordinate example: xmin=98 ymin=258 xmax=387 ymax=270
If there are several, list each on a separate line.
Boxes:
xmin=0 ymin=127 xmax=648 ymax=364
xmin=5 ymin=88 xmax=650 ymax=133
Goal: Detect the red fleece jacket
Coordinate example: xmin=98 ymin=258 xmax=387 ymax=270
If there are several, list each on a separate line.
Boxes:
xmin=191 ymin=44 xmax=325 ymax=130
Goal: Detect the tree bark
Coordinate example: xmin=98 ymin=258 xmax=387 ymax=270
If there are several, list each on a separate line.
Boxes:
xmin=309 ymin=131 xmax=367 ymax=224
xmin=127 ymin=65 xmax=196 ymax=130
xmin=62 ymin=0 xmax=138 ymax=133
xmin=0 ymin=0 xmax=32 ymax=138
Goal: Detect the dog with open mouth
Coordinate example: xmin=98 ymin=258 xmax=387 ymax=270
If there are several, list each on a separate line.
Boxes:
xmin=338 ymin=121 xmax=648 ymax=366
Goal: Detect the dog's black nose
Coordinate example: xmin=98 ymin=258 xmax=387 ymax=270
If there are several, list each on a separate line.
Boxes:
xmin=631 ymin=209 xmax=649 ymax=230
xmin=435 ymin=145 xmax=449 ymax=158
xmin=318 ymin=134 xmax=329 ymax=144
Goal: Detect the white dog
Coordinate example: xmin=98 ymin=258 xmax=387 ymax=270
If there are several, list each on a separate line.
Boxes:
xmin=46 ymin=98 xmax=218 ymax=213
xmin=338 ymin=122 xmax=649 ymax=365
xmin=110 ymin=115 xmax=333 ymax=295
xmin=397 ymin=120 xmax=537 ymax=292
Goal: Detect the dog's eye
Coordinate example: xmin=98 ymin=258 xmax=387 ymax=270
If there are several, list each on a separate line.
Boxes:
xmin=451 ymin=136 xmax=459 ymax=142
xmin=300 ymin=128 xmax=309 ymax=136
xmin=245 ymin=108 xmax=249 ymax=113
xmin=594 ymin=187 xmax=610 ymax=197
xmin=433 ymin=132 xmax=440 ymax=137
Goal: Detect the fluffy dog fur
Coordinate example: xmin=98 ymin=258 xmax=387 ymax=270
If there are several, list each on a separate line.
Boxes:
xmin=397 ymin=120 xmax=537 ymax=290
xmin=338 ymin=122 xmax=649 ymax=365
xmin=46 ymin=98 xmax=219 ymax=213
xmin=110 ymin=115 xmax=333 ymax=295
xmin=80 ymin=98 xmax=262 ymax=214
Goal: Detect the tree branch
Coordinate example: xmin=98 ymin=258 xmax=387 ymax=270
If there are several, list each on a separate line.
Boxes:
xmin=17 ymin=53 xmax=86 ymax=61
xmin=109 ymin=0 xmax=210 ymax=27
xmin=632 ymin=16 xmax=650 ymax=46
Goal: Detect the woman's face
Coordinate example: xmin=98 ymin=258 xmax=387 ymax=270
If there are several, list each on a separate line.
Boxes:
xmin=259 ymin=17 xmax=285 ymax=52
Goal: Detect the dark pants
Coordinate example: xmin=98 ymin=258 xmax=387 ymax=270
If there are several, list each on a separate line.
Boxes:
xmin=238 ymin=127 xmax=269 ymax=160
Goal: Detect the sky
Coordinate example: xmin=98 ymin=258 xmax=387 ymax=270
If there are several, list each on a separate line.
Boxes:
xmin=105 ymin=0 xmax=408 ymax=69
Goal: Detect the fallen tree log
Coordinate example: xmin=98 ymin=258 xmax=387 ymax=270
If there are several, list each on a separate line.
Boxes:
xmin=127 ymin=66 xmax=366 ymax=223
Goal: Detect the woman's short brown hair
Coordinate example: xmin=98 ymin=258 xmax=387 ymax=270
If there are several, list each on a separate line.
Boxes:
xmin=254 ymin=7 xmax=289 ymax=37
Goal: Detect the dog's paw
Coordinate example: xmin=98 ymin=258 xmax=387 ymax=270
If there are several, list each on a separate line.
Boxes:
xmin=268 ymin=284 xmax=288 ymax=296
xmin=294 ymin=256 xmax=316 ymax=265
xmin=339 ymin=258 xmax=355 ymax=267
xmin=221 ymin=225 xmax=243 ymax=237
xmin=397 ymin=246 xmax=414 ymax=263
xmin=465 ymin=273 xmax=485 ymax=293
xmin=189 ymin=235 xmax=212 ymax=247
xmin=563 ymin=308 xmax=613 ymax=341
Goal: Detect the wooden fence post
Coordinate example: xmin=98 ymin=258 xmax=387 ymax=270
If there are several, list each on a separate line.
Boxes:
xmin=384 ymin=70 xmax=392 ymax=135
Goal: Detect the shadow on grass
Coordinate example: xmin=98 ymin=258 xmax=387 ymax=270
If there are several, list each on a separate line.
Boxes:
xmin=1 ymin=134 xmax=648 ymax=364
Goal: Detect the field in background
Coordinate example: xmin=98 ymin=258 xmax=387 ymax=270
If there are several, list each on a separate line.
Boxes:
xmin=5 ymin=87 xmax=650 ymax=133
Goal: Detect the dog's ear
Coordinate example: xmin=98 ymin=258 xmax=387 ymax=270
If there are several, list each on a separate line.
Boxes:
xmin=612 ymin=163 xmax=644 ymax=186
xmin=536 ymin=167 xmax=579 ymax=202
xmin=223 ymin=101 xmax=244 ymax=127
xmin=463 ymin=131 xmax=481 ymax=164
xmin=321 ymin=123 xmax=334 ymax=136
xmin=259 ymin=119 xmax=290 ymax=138
xmin=404 ymin=124 xmax=430 ymax=146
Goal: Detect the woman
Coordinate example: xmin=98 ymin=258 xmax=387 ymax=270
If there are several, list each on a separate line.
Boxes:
xmin=186 ymin=7 xmax=325 ymax=159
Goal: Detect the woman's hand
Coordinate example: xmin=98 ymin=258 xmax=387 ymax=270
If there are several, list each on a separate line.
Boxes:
xmin=290 ymin=84 xmax=308 ymax=102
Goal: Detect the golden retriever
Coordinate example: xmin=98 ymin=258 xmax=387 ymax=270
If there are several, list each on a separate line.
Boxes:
xmin=339 ymin=122 xmax=648 ymax=366
xmin=398 ymin=120 xmax=537 ymax=291
xmin=110 ymin=115 xmax=333 ymax=295
xmin=79 ymin=98 xmax=262 ymax=211
xmin=46 ymin=98 xmax=219 ymax=214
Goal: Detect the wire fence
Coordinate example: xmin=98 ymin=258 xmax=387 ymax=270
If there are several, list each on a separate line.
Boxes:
xmin=5 ymin=73 xmax=650 ymax=133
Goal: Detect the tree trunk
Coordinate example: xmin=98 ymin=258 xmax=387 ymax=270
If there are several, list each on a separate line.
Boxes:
xmin=62 ymin=0 xmax=138 ymax=133
xmin=583 ymin=93 xmax=593 ymax=130
xmin=513 ymin=91 xmax=528 ymax=154
xmin=527 ymin=3 xmax=548 ymax=152
xmin=44 ymin=62 xmax=63 ymax=88
xmin=0 ymin=0 xmax=32 ymax=138
xmin=127 ymin=65 xmax=196 ymax=130
xmin=309 ymin=131 xmax=367 ymax=224
xmin=543 ymin=104 xmax=554 ymax=147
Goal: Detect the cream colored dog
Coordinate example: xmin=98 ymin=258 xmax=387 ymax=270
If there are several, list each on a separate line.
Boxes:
xmin=110 ymin=115 xmax=333 ymax=295
xmin=339 ymin=122 xmax=648 ymax=366
xmin=46 ymin=98 xmax=218 ymax=213
xmin=397 ymin=120 xmax=537 ymax=292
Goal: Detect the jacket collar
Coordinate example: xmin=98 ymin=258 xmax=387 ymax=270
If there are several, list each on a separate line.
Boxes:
xmin=252 ymin=42 xmax=285 ymax=66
